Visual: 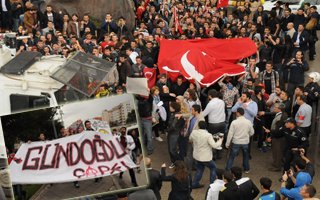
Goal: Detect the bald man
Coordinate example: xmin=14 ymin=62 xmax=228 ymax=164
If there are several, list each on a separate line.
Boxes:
xmin=286 ymin=22 xmax=296 ymax=39
xmin=145 ymin=157 xmax=162 ymax=200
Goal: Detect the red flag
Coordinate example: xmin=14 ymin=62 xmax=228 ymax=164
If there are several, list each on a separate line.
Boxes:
xmin=143 ymin=67 xmax=157 ymax=88
xmin=217 ymin=0 xmax=229 ymax=8
xmin=173 ymin=6 xmax=183 ymax=34
xmin=158 ymin=38 xmax=257 ymax=87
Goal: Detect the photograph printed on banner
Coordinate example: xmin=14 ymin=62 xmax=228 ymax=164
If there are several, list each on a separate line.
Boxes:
xmin=0 ymin=94 xmax=148 ymax=200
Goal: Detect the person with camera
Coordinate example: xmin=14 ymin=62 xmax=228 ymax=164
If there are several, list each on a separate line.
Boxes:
xmin=285 ymin=148 xmax=315 ymax=189
xmin=280 ymin=167 xmax=312 ymax=200
xmin=286 ymin=50 xmax=309 ymax=97
xmin=189 ymin=121 xmax=223 ymax=189
xmin=278 ymin=118 xmax=309 ymax=172
xmin=225 ymin=107 xmax=255 ymax=173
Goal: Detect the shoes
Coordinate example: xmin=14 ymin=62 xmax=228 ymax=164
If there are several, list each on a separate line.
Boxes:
xmin=169 ymin=163 xmax=175 ymax=169
xmin=309 ymin=57 xmax=315 ymax=61
xmin=94 ymin=177 xmax=102 ymax=183
xmin=132 ymin=182 xmax=138 ymax=187
xmin=155 ymin=137 xmax=163 ymax=142
xmin=74 ymin=183 xmax=80 ymax=188
xmin=268 ymin=167 xmax=281 ymax=172
xmin=244 ymin=170 xmax=250 ymax=174
xmin=147 ymin=151 xmax=153 ymax=155
xmin=192 ymin=184 xmax=204 ymax=189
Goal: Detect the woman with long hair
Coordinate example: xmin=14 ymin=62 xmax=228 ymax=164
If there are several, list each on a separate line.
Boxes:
xmin=184 ymin=89 xmax=201 ymax=111
xmin=161 ymin=160 xmax=192 ymax=200
xmin=151 ymin=86 xmax=164 ymax=142
xmin=175 ymin=95 xmax=191 ymax=160
xmin=305 ymin=17 xmax=318 ymax=60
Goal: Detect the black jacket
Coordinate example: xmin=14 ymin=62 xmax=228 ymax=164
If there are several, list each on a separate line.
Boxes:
xmin=167 ymin=112 xmax=185 ymax=135
xmin=147 ymin=168 xmax=162 ymax=200
xmin=292 ymin=30 xmax=309 ymax=51
xmin=236 ymin=178 xmax=260 ymax=200
xmin=40 ymin=11 xmax=61 ymax=29
xmin=287 ymin=59 xmax=309 ymax=84
xmin=171 ymin=82 xmax=189 ymax=96
xmin=161 ymin=167 xmax=191 ymax=200
xmin=278 ymin=126 xmax=309 ymax=150
xmin=304 ymin=82 xmax=320 ymax=105
xmin=137 ymin=95 xmax=153 ymax=118
xmin=218 ymin=181 xmax=241 ymax=200
xmin=293 ymin=14 xmax=307 ymax=30
xmin=11 ymin=2 xmax=24 ymax=19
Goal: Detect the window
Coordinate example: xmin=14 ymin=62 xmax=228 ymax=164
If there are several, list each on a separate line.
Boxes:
xmin=10 ymin=94 xmax=50 ymax=113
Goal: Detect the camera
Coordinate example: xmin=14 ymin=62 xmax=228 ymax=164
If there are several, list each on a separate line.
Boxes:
xmin=213 ymin=133 xmax=224 ymax=140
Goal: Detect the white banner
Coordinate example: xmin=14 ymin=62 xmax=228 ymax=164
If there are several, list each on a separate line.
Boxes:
xmin=9 ymin=131 xmax=136 ymax=184
xmin=126 ymin=77 xmax=149 ymax=96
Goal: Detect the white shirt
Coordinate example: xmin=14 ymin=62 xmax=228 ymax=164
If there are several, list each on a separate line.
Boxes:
xmin=202 ymin=98 xmax=226 ymax=123
xmin=116 ymin=134 xmax=136 ymax=158
xmin=129 ymin=51 xmax=139 ymax=64
xmin=47 ymin=13 xmax=53 ymax=22
xmin=295 ymin=103 xmax=312 ymax=127
xmin=206 ymin=179 xmax=225 ymax=200
xmin=226 ymin=116 xmax=254 ymax=147
xmin=1 ymin=0 xmax=8 ymax=12
xmin=189 ymin=129 xmax=222 ymax=162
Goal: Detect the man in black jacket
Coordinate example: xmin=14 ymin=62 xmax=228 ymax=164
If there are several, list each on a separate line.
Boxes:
xmin=40 ymin=5 xmax=61 ymax=31
xmin=278 ymin=118 xmax=309 ymax=171
xmin=218 ymin=171 xmax=241 ymax=200
xmin=145 ymin=157 xmax=162 ymax=200
xmin=286 ymin=51 xmax=309 ymax=97
xmin=231 ymin=166 xmax=260 ymax=200
xmin=267 ymin=103 xmax=288 ymax=172
xmin=292 ymin=24 xmax=309 ymax=53
xmin=137 ymin=94 xmax=154 ymax=155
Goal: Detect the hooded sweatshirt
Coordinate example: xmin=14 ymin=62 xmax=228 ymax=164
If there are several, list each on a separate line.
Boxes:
xmin=280 ymin=172 xmax=312 ymax=200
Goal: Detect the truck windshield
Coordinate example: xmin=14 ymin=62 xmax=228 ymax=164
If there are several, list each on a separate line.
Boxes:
xmin=10 ymin=94 xmax=50 ymax=113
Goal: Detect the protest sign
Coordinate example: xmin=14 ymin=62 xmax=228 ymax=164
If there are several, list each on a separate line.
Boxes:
xmin=126 ymin=77 xmax=149 ymax=96
xmin=10 ymin=131 xmax=136 ymax=184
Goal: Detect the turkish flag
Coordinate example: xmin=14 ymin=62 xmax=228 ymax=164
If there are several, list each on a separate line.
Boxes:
xmin=143 ymin=67 xmax=157 ymax=88
xmin=158 ymin=38 xmax=257 ymax=87
xmin=217 ymin=0 xmax=229 ymax=8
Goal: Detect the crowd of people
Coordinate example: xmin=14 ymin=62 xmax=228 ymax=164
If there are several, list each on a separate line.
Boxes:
xmin=1 ymin=0 xmax=320 ymax=199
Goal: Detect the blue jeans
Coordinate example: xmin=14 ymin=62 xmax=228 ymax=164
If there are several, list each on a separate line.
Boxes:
xmin=178 ymin=135 xmax=188 ymax=160
xmin=141 ymin=118 xmax=153 ymax=153
xmin=225 ymin=144 xmax=250 ymax=171
xmin=192 ymin=160 xmax=216 ymax=187
xmin=167 ymin=134 xmax=179 ymax=163
xmin=13 ymin=18 xmax=20 ymax=32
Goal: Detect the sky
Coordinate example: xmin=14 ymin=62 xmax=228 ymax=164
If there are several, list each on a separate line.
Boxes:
xmin=59 ymin=94 xmax=136 ymax=127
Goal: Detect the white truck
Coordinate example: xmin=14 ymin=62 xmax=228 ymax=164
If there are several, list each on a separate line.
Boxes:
xmin=0 ymin=40 xmax=117 ymax=116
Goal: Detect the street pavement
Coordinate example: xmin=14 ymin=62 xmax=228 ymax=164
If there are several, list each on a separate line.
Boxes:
xmin=30 ymin=164 xmax=148 ymax=200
